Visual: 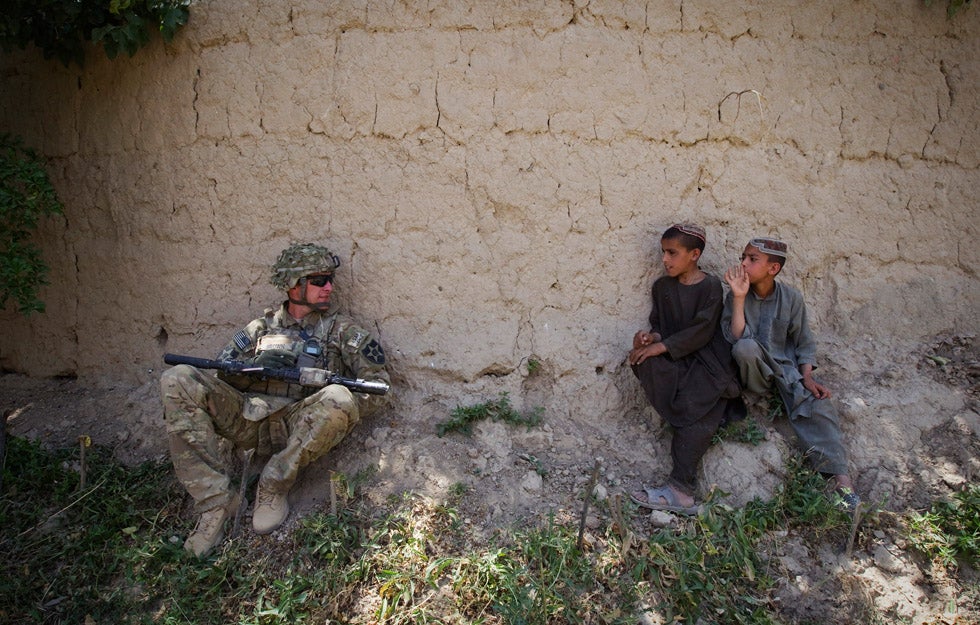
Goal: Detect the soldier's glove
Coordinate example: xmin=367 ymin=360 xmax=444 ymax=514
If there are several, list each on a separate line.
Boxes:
xmin=252 ymin=350 xmax=297 ymax=370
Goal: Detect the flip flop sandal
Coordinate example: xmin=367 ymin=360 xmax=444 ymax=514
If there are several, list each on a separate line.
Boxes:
xmin=630 ymin=485 xmax=702 ymax=516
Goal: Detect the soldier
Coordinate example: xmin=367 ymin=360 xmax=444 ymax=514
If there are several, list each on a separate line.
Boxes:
xmin=161 ymin=243 xmax=390 ymax=557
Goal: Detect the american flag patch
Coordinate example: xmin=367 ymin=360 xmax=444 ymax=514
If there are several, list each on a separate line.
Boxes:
xmin=234 ymin=330 xmax=251 ymax=351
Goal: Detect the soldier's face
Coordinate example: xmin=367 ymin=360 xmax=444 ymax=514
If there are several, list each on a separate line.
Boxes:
xmin=289 ymin=274 xmax=333 ymax=308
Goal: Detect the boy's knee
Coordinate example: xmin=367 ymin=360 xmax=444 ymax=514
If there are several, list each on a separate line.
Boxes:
xmin=732 ymin=338 xmax=763 ymax=364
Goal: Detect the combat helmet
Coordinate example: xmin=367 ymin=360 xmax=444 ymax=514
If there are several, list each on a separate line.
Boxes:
xmin=270 ymin=243 xmax=340 ymax=290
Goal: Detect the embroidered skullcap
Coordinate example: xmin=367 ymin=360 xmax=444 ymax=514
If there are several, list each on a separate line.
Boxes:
xmin=671 ymin=223 xmax=706 ymax=243
xmin=749 ymin=237 xmax=788 ymax=259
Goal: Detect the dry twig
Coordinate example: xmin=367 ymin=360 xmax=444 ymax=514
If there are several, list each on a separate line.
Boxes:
xmin=578 ymin=460 xmax=601 ymax=550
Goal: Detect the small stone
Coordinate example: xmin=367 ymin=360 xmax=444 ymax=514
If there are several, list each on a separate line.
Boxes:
xmin=521 ymin=471 xmax=543 ymax=492
xmin=592 ymin=483 xmax=607 ymax=501
xmin=647 ymin=510 xmax=676 ymax=527
xmin=873 ymin=545 xmax=904 ymax=574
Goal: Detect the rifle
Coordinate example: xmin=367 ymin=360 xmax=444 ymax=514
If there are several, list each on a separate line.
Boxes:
xmin=163 ymin=353 xmax=390 ymax=396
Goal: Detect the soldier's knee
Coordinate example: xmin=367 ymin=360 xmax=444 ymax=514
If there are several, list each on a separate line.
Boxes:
xmin=160 ymin=364 xmax=181 ymax=391
xmin=161 ymin=365 xmax=211 ymax=433
xmin=318 ymin=384 xmax=358 ymax=416
xmin=732 ymin=338 xmax=763 ymax=364
xmin=301 ymin=385 xmax=360 ymax=443
xmin=161 ymin=364 xmax=203 ymax=393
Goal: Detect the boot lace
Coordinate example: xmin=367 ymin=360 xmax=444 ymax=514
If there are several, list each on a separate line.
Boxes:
xmin=256 ymin=486 xmax=282 ymax=508
xmin=193 ymin=507 xmax=226 ymax=535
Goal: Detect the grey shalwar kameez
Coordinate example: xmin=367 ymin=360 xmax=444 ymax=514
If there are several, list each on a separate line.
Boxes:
xmin=721 ymin=281 xmax=849 ymax=475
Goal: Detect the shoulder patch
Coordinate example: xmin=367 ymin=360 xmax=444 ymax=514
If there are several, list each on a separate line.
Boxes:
xmin=234 ymin=330 xmax=251 ymax=351
xmin=346 ymin=329 xmax=369 ymax=349
xmin=361 ymin=339 xmax=386 ymax=365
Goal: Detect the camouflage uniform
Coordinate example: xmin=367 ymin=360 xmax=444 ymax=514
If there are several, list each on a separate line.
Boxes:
xmin=161 ymin=302 xmax=389 ymax=516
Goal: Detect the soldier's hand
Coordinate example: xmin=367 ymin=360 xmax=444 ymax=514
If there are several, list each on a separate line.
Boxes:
xmin=252 ymin=350 xmax=297 ymax=370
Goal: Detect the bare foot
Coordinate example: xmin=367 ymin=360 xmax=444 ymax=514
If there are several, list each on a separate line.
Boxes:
xmin=830 ymin=474 xmax=854 ymax=492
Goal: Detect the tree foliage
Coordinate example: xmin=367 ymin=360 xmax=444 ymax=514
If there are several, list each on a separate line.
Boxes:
xmin=0 ymin=134 xmax=64 ymax=315
xmin=0 ymin=0 xmax=190 ymax=67
xmin=926 ymin=0 xmax=974 ymax=17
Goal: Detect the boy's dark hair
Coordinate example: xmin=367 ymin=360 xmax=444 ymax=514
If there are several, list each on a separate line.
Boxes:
xmin=662 ymin=225 xmax=706 ymax=252
xmin=766 ymin=254 xmax=785 ymax=276
xmin=766 ymin=253 xmax=786 ymax=269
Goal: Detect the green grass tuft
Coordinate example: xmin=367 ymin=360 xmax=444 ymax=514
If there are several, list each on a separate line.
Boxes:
xmin=436 ymin=392 xmax=543 ymax=437
xmin=713 ymin=417 xmax=767 ymax=446
xmin=907 ymin=483 xmax=980 ymax=568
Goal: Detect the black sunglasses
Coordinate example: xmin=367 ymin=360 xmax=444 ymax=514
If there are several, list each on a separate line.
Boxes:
xmin=304 ymin=274 xmax=334 ymax=287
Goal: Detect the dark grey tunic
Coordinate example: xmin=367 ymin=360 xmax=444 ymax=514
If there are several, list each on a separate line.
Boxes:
xmin=632 ymin=274 xmax=739 ymax=428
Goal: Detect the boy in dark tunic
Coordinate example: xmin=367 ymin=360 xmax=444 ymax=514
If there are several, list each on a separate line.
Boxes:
xmin=628 ymin=224 xmax=743 ymax=514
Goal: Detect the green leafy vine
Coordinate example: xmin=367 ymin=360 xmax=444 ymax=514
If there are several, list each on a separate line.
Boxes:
xmin=0 ymin=134 xmax=64 ymax=315
xmin=926 ymin=0 xmax=973 ymax=17
xmin=0 ymin=0 xmax=191 ymax=67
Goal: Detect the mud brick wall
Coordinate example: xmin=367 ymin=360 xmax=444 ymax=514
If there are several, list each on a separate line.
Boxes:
xmin=0 ymin=1 xmax=977 ymax=425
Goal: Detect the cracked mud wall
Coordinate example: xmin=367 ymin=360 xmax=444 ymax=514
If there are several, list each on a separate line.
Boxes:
xmin=0 ymin=1 xmax=977 ymax=430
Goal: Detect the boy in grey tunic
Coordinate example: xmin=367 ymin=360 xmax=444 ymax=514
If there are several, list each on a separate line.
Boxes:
xmin=722 ymin=238 xmax=859 ymax=510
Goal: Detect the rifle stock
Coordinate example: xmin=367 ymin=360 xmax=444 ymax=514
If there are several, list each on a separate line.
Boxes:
xmin=163 ymin=353 xmax=389 ymax=396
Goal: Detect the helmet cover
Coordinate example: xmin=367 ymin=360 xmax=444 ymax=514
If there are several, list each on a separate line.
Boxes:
xmin=270 ymin=243 xmax=340 ymax=290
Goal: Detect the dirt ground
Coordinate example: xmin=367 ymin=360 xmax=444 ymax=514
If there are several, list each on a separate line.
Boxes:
xmin=2 ymin=333 xmax=978 ymax=624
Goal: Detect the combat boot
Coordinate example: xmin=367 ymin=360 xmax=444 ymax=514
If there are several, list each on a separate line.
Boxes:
xmin=253 ymin=480 xmax=290 ymax=534
xmin=183 ymin=493 xmax=241 ymax=557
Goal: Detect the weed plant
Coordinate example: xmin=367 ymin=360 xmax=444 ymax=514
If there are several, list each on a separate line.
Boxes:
xmin=712 ymin=417 xmax=767 ymax=446
xmin=907 ymin=483 xmax=980 ymax=568
xmin=0 ymin=133 xmax=64 ymax=314
xmin=634 ymin=456 xmax=853 ymax=624
xmin=526 ymin=357 xmax=541 ymax=375
xmin=436 ymin=392 xmax=543 ymax=436
xmin=0 ymin=437 xmax=199 ymax=624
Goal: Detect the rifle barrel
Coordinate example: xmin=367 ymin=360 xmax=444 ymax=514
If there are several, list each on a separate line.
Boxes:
xmin=162 ymin=353 xmax=388 ymax=395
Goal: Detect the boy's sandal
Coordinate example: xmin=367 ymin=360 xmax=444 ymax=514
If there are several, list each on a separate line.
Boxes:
xmin=630 ymin=485 xmax=702 ymax=516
